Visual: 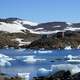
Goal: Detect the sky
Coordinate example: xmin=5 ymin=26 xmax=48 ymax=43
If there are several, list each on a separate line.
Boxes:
xmin=0 ymin=0 xmax=80 ymax=23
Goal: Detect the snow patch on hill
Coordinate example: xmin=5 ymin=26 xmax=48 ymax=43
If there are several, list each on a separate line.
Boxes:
xmin=0 ymin=19 xmax=38 ymax=33
xmin=0 ymin=19 xmax=80 ymax=34
xmin=0 ymin=22 xmax=26 ymax=33
xmin=65 ymin=27 xmax=80 ymax=31
xmin=21 ymin=20 xmax=38 ymax=26
xmin=12 ymin=38 xmax=31 ymax=46
xmin=27 ymin=29 xmax=64 ymax=34
xmin=27 ymin=26 xmax=80 ymax=34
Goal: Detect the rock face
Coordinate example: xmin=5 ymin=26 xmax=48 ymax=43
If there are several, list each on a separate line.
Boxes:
xmin=33 ymin=70 xmax=80 ymax=80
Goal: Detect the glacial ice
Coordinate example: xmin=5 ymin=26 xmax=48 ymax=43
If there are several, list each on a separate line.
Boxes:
xmin=0 ymin=54 xmax=15 ymax=66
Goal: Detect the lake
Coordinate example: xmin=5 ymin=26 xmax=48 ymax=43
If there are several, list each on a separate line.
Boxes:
xmin=0 ymin=48 xmax=80 ymax=79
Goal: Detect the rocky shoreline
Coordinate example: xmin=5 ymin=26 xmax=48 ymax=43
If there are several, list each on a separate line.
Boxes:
xmin=1 ymin=70 xmax=80 ymax=80
xmin=0 ymin=30 xmax=80 ymax=49
xmin=0 ymin=74 xmax=22 ymax=80
xmin=33 ymin=70 xmax=80 ymax=80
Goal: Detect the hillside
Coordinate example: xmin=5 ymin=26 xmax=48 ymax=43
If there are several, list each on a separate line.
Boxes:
xmin=0 ymin=18 xmax=80 ymax=49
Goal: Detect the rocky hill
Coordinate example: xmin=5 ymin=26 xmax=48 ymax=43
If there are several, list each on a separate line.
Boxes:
xmin=0 ymin=18 xmax=80 ymax=49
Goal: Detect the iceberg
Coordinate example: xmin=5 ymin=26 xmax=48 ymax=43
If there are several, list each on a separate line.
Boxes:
xmin=51 ymin=64 xmax=80 ymax=75
xmin=34 ymin=50 xmax=52 ymax=54
xmin=16 ymin=55 xmax=46 ymax=64
xmin=37 ymin=68 xmax=51 ymax=77
xmin=18 ymin=73 xmax=30 ymax=80
xmin=0 ymin=54 xmax=15 ymax=66
xmin=23 ymin=56 xmax=46 ymax=63
xmin=65 ymin=55 xmax=80 ymax=64
xmin=23 ymin=56 xmax=37 ymax=63
xmin=64 ymin=46 xmax=72 ymax=50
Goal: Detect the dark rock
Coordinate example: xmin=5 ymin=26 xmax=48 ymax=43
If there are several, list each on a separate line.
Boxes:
xmin=72 ymin=72 xmax=80 ymax=80
xmin=33 ymin=71 xmax=80 ymax=80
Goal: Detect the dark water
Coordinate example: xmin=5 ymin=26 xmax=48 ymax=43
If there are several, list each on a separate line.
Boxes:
xmin=0 ymin=48 xmax=80 ymax=78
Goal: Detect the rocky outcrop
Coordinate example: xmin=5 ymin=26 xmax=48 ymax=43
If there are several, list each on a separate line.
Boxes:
xmin=0 ymin=30 xmax=80 ymax=49
xmin=33 ymin=70 xmax=80 ymax=80
xmin=0 ymin=19 xmax=80 ymax=49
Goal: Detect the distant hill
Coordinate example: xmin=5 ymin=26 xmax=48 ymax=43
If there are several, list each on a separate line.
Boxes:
xmin=0 ymin=18 xmax=80 ymax=49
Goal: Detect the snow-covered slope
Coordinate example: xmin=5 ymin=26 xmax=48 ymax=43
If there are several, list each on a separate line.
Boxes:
xmin=0 ymin=18 xmax=80 ymax=34
xmin=28 ymin=27 xmax=80 ymax=34
xmin=19 ymin=20 xmax=38 ymax=26
xmin=0 ymin=18 xmax=38 ymax=33
xmin=27 ymin=22 xmax=80 ymax=34
xmin=0 ymin=22 xmax=26 ymax=33
xmin=28 ymin=29 xmax=63 ymax=34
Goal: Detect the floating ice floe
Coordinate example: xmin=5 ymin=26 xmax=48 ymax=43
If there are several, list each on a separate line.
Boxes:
xmin=0 ymin=54 xmax=15 ymax=66
xmin=34 ymin=50 xmax=53 ymax=54
xmin=36 ymin=64 xmax=80 ymax=77
xmin=16 ymin=55 xmax=46 ymax=63
xmin=16 ymin=48 xmax=26 ymax=52
xmin=65 ymin=54 xmax=78 ymax=60
xmin=23 ymin=56 xmax=46 ymax=63
xmin=0 ymin=54 xmax=15 ymax=61
xmin=23 ymin=56 xmax=37 ymax=63
xmin=67 ymin=59 xmax=80 ymax=63
xmin=64 ymin=46 xmax=72 ymax=50
xmin=65 ymin=54 xmax=80 ymax=64
xmin=18 ymin=72 xmax=30 ymax=80
xmin=51 ymin=64 xmax=80 ymax=75
xmin=37 ymin=68 xmax=51 ymax=77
